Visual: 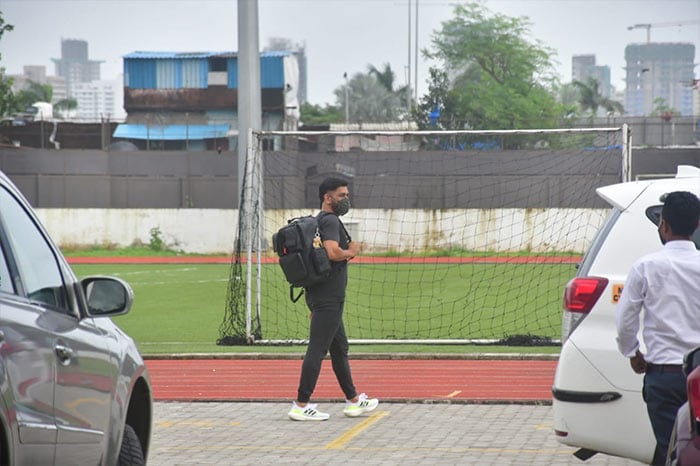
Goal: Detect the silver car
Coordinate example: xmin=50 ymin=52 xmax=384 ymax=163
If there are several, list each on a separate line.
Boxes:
xmin=0 ymin=170 xmax=152 ymax=465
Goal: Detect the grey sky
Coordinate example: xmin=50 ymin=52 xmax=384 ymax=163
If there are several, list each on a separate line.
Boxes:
xmin=1 ymin=0 xmax=698 ymax=105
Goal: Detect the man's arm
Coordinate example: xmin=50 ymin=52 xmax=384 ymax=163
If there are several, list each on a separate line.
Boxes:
xmin=323 ymin=239 xmax=359 ymax=262
xmin=319 ymin=214 xmax=359 ymax=261
xmin=615 ymin=266 xmax=646 ymax=370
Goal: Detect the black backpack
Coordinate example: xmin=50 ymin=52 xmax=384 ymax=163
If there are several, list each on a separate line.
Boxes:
xmin=273 ymin=212 xmax=335 ymax=302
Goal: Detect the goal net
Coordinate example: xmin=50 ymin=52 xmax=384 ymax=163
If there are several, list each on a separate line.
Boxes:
xmin=218 ymin=126 xmax=630 ymax=346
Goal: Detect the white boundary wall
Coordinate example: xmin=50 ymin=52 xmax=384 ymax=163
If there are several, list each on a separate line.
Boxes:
xmin=36 ymin=208 xmax=608 ymax=255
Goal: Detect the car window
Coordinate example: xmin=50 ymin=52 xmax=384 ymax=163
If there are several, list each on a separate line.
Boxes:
xmin=577 ymin=208 xmax=621 ymax=276
xmin=0 ymin=242 xmax=14 ymax=294
xmin=0 ymin=185 xmax=70 ymax=312
xmin=645 ymin=205 xmax=700 ymax=250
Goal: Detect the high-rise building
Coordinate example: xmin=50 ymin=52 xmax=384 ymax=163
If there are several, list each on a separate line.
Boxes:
xmin=9 ymin=66 xmax=67 ymax=104
xmin=51 ymin=39 xmax=103 ymax=98
xmin=571 ymin=54 xmax=612 ymax=98
xmin=624 ymin=43 xmax=695 ymax=116
xmin=73 ymin=79 xmax=125 ymax=122
xmin=22 ymin=65 xmax=46 ymax=83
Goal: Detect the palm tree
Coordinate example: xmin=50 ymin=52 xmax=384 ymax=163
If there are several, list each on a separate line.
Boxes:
xmin=572 ymin=77 xmax=624 ymax=118
xmin=335 ymin=73 xmax=402 ymax=123
xmin=367 ymin=63 xmax=410 ymax=112
xmin=54 ymin=98 xmax=78 ymax=119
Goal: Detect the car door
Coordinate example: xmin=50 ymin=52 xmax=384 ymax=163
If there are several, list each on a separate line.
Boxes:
xmin=0 ymin=181 xmax=115 ymax=464
xmin=0 ymin=183 xmax=61 ymax=465
xmin=38 ymin=308 xmax=116 ymax=464
xmin=52 ymin=313 xmax=117 ymax=463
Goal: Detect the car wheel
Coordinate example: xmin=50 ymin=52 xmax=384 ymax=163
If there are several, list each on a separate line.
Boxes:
xmin=118 ymin=424 xmax=145 ymax=466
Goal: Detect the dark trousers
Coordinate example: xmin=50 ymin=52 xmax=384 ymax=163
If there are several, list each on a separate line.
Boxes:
xmin=297 ymin=301 xmax=357 ymax=403
xmin=643 ymin=369 xmax=687 ymax=465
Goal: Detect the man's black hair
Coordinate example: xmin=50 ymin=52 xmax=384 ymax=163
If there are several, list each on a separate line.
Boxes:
xmin=662 ymin=191 xmax=700 ymax=236
xmin=318 ymin=177 xmax=348 ymax=207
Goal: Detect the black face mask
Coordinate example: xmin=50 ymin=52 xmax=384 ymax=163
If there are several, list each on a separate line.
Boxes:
xmin=332 ymin=198 xmax=350 ymax=216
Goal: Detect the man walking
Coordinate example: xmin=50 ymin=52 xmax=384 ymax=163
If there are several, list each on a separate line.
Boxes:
xmin=288 ymin=177 xmax=379 ymax=421
xmin=616 ymin=191 xmax=700 ymax=464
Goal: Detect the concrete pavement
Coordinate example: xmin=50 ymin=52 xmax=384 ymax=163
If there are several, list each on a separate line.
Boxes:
xmin=148 ymin=402 xmax=645 ymax=465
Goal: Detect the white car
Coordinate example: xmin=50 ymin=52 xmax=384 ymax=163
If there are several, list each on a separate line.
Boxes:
xmin=552 ymin=165 xmax=700 ymax=464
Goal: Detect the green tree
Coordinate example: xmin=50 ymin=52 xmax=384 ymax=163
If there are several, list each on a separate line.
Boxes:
xmin=572 ymin=77 xmax=624 ymax=118
xmin=367 ymin=62 xmax=410 ymax=111
xmin=650 ymin=97 xmax=678 ymax=119
xmin=334 ymin=71 xmax=403 ymax=123
xmin=412 ymin=66 xmax=457 ymax=130
xmin=0 ymin=69 xmax=15 ymax=117
xmin=423 ymin=2 xmax=564 ymax=130
xmin=299 ymin=102 xmax=344 ymax=126
xmin=55 ymin=98 xmax=78 ymax=119
xmin=0 ymin=12 xmax=16 ymax=117
xmin=15 ymin=80 xmax=53 ymax=110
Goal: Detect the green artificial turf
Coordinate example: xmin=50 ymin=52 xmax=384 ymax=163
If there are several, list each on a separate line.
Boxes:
xmin=72 ymin=262 xmax=567 ymax=355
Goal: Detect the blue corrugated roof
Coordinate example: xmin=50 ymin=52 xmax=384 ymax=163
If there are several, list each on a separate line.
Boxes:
xmin=113 ymin=124 xmax=230 ymax=140
xmin=123 ymin=50 xmax=292 ymax=59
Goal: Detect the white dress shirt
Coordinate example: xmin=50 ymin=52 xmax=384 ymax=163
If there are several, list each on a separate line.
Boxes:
xmin=616 ymin=240 xmax=700 ymax=364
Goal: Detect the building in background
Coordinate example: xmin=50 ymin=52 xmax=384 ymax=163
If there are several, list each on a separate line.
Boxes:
xmin=9 ymin=65 xmax=68 ymax=104
xmin=113 ymin=50 xmax=300 ymax=150
xmin=572 ymin=54 xmax=612 ymax=98
xmin=73 ymin=79 xmax=125 ymax=122
xmin=625 ymin=43 xmax=695 ymax=116
xmin=263 ymin=38 xmax=307 ymax=106
xmin=10 ymin=40 xmax=125 ymax=122
xmin=51 ymin=39 xmax=102 ymax=99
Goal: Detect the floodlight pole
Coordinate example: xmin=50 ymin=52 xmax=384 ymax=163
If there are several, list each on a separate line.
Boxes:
xmin=238 ymin=0 xmax=262 ymax=342
xmin=237 ymin=0 xmax=261 ymax=242
xmin=344 ymin=72 xmax=350 ymax=124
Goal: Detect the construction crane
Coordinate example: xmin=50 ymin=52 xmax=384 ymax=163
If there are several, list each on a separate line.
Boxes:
xmin=627 ymin=20 xmax=700 ymax=43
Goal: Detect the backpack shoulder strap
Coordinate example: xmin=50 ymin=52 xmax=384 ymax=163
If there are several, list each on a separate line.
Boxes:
xmin=315 ymin=211 xmax=351 ymax=242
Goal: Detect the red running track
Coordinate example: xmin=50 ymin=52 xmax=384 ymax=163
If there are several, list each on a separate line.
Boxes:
xmin=145 ymin=359 xmax=557 ymax=403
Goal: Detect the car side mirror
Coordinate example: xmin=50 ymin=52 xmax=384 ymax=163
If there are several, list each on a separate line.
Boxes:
xmin=683 ymin=346 xmax=700 ymax=377
xmin=81 ymin=276 xmax=134 ymax=317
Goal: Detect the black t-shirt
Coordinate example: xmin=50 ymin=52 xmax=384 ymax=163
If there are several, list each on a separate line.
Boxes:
xmin=304 ymin=212 xmax=349 ymax=305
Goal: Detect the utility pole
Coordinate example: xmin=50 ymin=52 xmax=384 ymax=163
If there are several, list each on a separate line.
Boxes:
xmin=407 ymin=0 xmax=412 ymax=113
xmin=344 ymin=72 xmax=349 ymax=125
xmin=237 ymin=0 xmax=261 ymax=246
xmin=414 ymin=0 xmax=419 ymax=105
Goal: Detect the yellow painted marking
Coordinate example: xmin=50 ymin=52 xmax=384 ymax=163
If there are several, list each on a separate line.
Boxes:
xmin=325 ymin=411 xmax=389 ymax=450
xmin=445 ymin=390 xmax=462 ymax=398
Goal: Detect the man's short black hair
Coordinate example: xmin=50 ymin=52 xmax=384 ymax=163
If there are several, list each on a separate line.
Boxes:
xmin=662 ymin=191 xmax=700 ymax=236
xmin=318 ymin=177 xmax=348 ymax=206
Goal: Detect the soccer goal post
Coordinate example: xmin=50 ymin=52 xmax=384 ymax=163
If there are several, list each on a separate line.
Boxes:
xmin=218 ymin=125 xmax=631 ymax=346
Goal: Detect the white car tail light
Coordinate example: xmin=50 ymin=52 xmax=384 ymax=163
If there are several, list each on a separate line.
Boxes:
xmin=561 ymin=277 xmax=608 ymax=342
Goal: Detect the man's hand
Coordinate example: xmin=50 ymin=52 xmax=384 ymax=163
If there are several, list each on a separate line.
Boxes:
xmin=629 ymin=350 xmax=647 ymax=374
xmin=347 ymin=241 xmax=360 ymax=260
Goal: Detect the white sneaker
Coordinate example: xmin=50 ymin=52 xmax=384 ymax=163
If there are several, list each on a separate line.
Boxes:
xmin=288 ymin=402 xmax=330 ymax=421
xmin=343 ymin=393 xmax=379 ymax=417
